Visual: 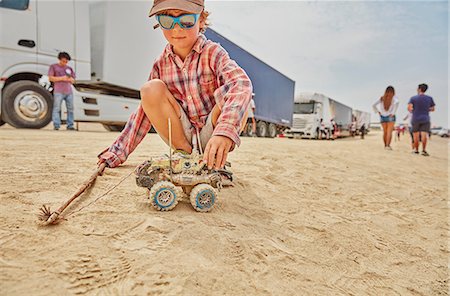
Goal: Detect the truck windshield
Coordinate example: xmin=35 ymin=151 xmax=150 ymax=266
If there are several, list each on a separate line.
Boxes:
xmin=294 ymin=103 xmax=315 ymax=114
xmin=0 ymin=0 xmax=29 ymax=10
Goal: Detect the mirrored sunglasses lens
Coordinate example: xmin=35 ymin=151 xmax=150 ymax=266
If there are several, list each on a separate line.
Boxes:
xmin=179 ymin=15 xmax=196 ymax=28
xmin=159 ymin=15 xmax=174 ymax=29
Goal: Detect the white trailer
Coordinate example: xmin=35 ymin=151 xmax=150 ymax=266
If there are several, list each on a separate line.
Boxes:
xmin=0 ymin=0 xmax=163 ymax=130
xmin=286 ymin=92 xmax=352 ymax=139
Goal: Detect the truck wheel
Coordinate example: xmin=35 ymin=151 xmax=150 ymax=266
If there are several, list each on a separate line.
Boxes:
xmin=2 ymin=81 xmax=53 ymax=128
xmin=102 ymin=124 xmax=125 ymax=132
xmin=149 ymin=181 xmax=178 ymax=211
xmin=190 ymin=184 xmax=217 ymax=212
xmin=256 ymin=121 xmax=268 ymax=137
xmin=0 ymin=118 xmax=5 ymax=127
xmin=268 ymin=123 xmax=277 ymax=138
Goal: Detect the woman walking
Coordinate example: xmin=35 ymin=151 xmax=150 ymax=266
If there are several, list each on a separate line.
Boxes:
xmin=373 ymin=86 xmax=399 ymax=150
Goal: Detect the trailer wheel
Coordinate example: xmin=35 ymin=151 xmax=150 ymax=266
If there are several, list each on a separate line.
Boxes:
xmin=267 ymin=123 xmax=277 ymax=138
xmin=256 ymin=121 xmax=268 ymax=137
xmin=2 ymin=81 xmax=53 ymax=129
xmin=102 ymin=124 xmax=125 ymax=132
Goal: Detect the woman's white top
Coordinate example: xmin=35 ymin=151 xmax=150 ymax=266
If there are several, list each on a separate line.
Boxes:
xmin=372 ymin=96 xmax=399 ymax=116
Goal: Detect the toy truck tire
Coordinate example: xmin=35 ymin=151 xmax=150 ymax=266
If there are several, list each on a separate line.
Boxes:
xmin=190 ymin=184 xmax=217 ymax=212
xmin=149 ymin=181 xmax=179 ymax=211
xmin=2 ymin=81 xmax=53 ymax=129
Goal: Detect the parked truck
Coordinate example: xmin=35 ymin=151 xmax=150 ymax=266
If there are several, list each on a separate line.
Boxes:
xmin=352 ymin=109 xmax=371 ymax=135
xmin=205 ymin=29 xmax=295 ymax=138
xmin=286 ymin=92 xmax=353 ymax=139
xmin=1 ymin=1 xmax=294 ymax=135
xmin=0 ymin=0 xmax=150 ymax=130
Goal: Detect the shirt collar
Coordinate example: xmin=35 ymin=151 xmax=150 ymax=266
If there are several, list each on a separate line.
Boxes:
xmin=164 ymin=34 xmax=207 ymax=58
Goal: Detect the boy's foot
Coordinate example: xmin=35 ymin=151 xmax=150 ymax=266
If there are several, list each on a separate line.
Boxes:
xmin=385 ymin=146 xmax=393 ymax=150
xmin=421 ymin=151 xmax=430 ymax=156
xmin=54 ymin=127 xmax=59 ymax=130
xmin=66 ymin=127 xmax=76 ymax=131
xmin=412 ymin=150 xmax=419 ymax=154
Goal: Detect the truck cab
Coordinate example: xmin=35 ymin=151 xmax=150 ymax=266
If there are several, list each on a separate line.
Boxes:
xmin=288 ymin=93 xmax=332 ymax=139
xmin=0 ymin=0 xmax=90 ymax=128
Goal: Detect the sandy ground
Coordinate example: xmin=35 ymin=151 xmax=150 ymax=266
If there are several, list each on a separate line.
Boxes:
xmin=0 ymin=123 xmax=448 ymax=295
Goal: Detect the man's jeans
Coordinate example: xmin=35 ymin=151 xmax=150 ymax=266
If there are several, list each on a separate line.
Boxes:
xmin=52 ymin=93 xmax=74 ymax=129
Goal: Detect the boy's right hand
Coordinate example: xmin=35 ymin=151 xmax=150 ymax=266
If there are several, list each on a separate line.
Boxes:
xmin=203 ymin=135 xmax=234 ymax=170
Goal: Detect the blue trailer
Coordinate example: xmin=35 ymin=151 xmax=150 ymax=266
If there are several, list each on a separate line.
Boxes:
xmin=205 ymin=29 xmax=295 ymax=138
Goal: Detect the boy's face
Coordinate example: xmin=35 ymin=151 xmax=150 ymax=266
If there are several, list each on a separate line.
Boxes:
xmin=59 ymin=58 xmax=69 ymax=66
xmin=160 ymin=9 xmax=203 ymax=53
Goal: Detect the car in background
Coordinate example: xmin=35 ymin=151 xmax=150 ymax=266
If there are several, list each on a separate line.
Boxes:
xmin=430 ymin=127 xmax=443 ymax=135
xmin=437 ymin=128 xmax=449 ymax=137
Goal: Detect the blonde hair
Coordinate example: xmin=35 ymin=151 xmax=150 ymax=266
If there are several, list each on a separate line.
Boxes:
xmin=156 ymin=9 xmax=210 ymax=33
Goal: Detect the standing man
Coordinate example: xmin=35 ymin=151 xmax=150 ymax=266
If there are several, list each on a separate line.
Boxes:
xmin=408 ymin=83 xmax=435 ymax=156
xmin=48 ymin=52 xmax=76 ymax=130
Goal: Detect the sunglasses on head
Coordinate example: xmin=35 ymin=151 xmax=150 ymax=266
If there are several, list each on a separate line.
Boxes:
xmin=156 ymin=13 xmax=199 ymax=30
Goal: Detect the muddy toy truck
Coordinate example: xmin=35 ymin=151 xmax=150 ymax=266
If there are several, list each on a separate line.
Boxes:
xmin=135 ymin=152 xmax=232 ymax=212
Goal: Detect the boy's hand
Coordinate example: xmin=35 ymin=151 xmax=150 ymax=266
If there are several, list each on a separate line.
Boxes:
xmin=203 ymin=135 xmax=234 ymax=169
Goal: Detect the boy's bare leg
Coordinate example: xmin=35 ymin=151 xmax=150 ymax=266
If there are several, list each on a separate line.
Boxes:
xmin=140 ymin=79 xmax=192 ymax=153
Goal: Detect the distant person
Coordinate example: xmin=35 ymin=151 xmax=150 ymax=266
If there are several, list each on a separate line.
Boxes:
xmin=244 ymin=94 xmax=256 ymax=136
xmin=403 ymin=111 xmax=415 ymax=151
xmin=372 ymin=85 xmax=399 ymax=150
xmin=360 ymin=124 xmax=365 ymax=139
xmin=48 ymin=52 xmax=76 ymax=130
xmin=319 ymin=118 xmax=327 ymax=139
xmin=408 ymin=83 xmax=435 ymax=156
xmin=330 ymin=118 xmax=337 ymax=140
xmin=350 ymin=117 xmax=357 ymax=137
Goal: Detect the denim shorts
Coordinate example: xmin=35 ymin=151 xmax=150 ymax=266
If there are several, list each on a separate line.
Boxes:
xmin=380 ymin=115 xmax=396 ymax=123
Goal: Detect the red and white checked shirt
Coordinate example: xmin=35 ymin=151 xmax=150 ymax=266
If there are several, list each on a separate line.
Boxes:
xmin=99 ymin=34 xmax=253 ymax=168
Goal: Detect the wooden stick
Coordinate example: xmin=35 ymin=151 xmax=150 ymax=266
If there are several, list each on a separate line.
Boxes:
xmin=38 ymin=163 xmax=106 ymax=225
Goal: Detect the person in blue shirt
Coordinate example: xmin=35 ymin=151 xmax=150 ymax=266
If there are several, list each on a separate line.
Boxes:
xmin=408 ymin=83 xmax=435 ymax=156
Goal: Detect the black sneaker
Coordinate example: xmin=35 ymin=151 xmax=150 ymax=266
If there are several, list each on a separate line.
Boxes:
xmin=54 ymin=127 xmax=59 ymax=130
xmin=66 ymin=127 xmax=77 ymax=131
xmin=421 ymin=151 xmax=430 ymax=156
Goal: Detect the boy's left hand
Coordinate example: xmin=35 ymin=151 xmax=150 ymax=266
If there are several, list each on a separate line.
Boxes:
xmin=203 ymin=136 xmax=234 ymax=170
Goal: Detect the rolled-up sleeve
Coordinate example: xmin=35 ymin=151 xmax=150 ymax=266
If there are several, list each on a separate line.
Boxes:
xmin=210 ymin=46 xmax=253 ymax=146
xmin=98 ymin=105 xmax=152 ymax=167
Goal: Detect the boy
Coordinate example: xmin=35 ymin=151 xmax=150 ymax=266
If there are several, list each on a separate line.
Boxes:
xmin=98 ymin=0 xmax=252 ymax=171
xmin=48 ymin=52 xmax=76 ymax=130
xmin=408 ymin=83 xmax=435 ymax=156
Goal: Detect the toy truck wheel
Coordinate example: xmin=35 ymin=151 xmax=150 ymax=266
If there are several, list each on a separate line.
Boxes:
xmin=149 ymin=181 xmax=178 ymax=211
xmin=190 ymin=184 xmax=217 ymax=212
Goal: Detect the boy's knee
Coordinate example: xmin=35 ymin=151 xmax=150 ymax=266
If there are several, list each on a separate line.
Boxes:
xmin=140 ymin=79 xmax=167 ymax=105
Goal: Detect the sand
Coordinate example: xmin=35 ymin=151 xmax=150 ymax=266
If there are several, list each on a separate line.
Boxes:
xmin=0 ymin=123 xmax=448 ymax=295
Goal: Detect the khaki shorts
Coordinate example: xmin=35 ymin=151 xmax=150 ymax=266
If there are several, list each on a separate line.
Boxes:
xmin=179 ymin=105 xmax=214 ymax=151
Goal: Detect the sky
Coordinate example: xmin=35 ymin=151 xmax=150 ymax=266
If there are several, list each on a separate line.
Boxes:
xmin=203 ymin=1 xmax=449 ymax=127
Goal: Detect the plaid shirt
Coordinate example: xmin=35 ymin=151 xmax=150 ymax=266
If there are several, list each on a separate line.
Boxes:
xmin=99 ymin=34 xmax=252 ymax=168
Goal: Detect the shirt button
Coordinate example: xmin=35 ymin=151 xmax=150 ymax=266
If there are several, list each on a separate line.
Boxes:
xmin=183 ymin=68 xmax=187 ymax=73
xmin=187 ymin=95 xmax=192 ymax=100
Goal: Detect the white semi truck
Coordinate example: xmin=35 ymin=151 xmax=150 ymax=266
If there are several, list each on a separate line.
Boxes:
xmin=286 ymin=92 xmax=353 ymax=139
xmin=352 ymin=109 xmax=371 ymax=135
xmin=0 ymin=0 xmax=167 ymax=130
